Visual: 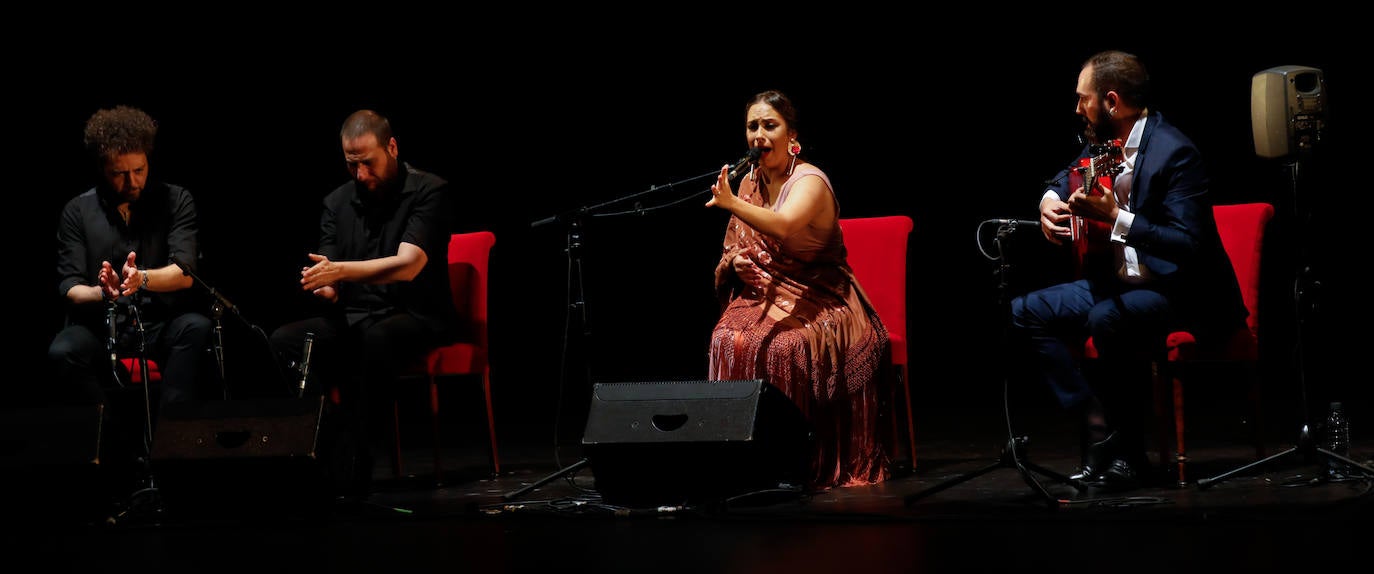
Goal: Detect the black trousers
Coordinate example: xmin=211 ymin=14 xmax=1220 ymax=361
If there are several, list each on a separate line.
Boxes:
xmin=48 ymin=311 xmax=214 ymax=407
xmin=269 ymin=311 xmax=442 ymax=465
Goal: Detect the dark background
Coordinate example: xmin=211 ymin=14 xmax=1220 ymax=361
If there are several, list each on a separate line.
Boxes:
xmin=17 ymin=15 xmax=1363 ymax=452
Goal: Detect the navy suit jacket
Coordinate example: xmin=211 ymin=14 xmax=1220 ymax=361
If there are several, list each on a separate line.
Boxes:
xmin=1048 ymin=111 xmax=1248 ymax=339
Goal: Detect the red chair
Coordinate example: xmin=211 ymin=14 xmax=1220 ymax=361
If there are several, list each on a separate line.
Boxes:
xmin=1084 ymin=202 xmax=1273 ymax=487
xmin=838 ymin=215 xmax=916 ymax=467
xmin=120 ymin=358 xmax=161 ymax=384
xmin=392 ymin=231 xmax=499 ymax=482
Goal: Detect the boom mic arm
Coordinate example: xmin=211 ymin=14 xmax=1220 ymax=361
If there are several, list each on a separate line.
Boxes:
xmin=728 ymin=148 xmax=763 ymax=180
xmin=169 ymin=255 xmax=242 ymax=319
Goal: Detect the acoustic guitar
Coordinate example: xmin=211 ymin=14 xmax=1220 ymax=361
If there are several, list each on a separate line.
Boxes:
xmin=1068 ymin=139 xmax=1124 ymax=276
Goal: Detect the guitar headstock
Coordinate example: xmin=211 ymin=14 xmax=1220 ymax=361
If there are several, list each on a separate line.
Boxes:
xmin=1089 ymin=138 xmax=1125 ymax=175
xmin=1072 ymin=138 xmax=1124 ymax=197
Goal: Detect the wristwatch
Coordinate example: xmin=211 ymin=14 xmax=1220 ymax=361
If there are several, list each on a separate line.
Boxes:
xmin=140 ymin=268 xmax=149 ymax=291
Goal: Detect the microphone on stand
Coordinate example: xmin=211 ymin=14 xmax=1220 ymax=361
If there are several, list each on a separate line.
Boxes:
xmin=297 ymin=332 xmax=314 ymax=398
xmin=727 ymin=147 xmax=763 ymax=180
xmin=107 ymin=297 xmax=119 ymax=374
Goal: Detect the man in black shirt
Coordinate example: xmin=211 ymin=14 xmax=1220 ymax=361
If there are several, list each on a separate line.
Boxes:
xmin=49 ymin=105 xmax=213 ymax=408
xmin=270 ymin=109 xmax=456 ymax=498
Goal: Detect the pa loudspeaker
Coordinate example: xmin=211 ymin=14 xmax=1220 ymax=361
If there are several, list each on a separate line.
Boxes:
xmin=581 ymin=379 xmax=813 ymax=507
xmin=150 ymin=397 xmax=331 ymax=517
xmin=1252 ymin=65 xmax=1326 ymax=159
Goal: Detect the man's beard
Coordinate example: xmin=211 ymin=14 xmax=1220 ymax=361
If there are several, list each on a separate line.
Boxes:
xmin=1082 ymin=121 xmax=1099 ymax=145
xmin=1082 ymin=105 xmax=1121 ymax=145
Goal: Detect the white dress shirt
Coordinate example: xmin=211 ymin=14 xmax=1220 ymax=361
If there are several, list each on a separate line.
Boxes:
xmin=1111 ymin=113 xmax=1148 ymax=284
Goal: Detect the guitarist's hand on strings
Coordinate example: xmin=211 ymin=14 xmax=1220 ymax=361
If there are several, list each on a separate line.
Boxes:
xmin=1068 ymin=182 xmax=1121 ymax=227
xmin=1039 ymin=196 xmax=1074 ymax=246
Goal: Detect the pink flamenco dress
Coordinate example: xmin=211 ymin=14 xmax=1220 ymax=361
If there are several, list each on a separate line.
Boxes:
xmin=708 ymin=165 xmax=891 ymax=490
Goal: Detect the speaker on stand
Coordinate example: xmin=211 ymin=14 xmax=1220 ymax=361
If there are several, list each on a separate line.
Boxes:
xmin=1250 ymin=65 xmax=1326 ymax=160
xmin=1200 ymin=65 xmax=1374 ymax=488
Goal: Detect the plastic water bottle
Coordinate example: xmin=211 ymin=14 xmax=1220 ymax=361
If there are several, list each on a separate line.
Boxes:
xmin=1325 ymin=401 xmax=1350 ymax=479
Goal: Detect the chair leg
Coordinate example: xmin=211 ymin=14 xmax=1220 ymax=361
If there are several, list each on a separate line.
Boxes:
xmin=482 ymin=369 xmax=500 ymax=476
xmin=1248 ymin=364 xmax=1265 ymax=460
xmin=898 ymin=365 xmax=916 ymax=468
xmin=887 ymin=369 xmax=900 ymax=464
xmin=1171 ymin=371 xmax=1187 ymax=488
xmin=392 ymin=401 xmax=404 ymax=478
xmin=1150 ymin=359 xmax=1190 ymax=488
xmin=425 ymin=371 xmax=500 ymax=483
xmin=430 ymin=375 xmax=443 ymax=486
xmin=1151 ymin=362 xmax=1178 ymax=486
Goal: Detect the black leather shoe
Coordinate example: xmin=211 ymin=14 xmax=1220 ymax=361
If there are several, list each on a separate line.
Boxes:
xmin=1069 ymin=464 xmax=1104 ymax=484
xmin=1098 ymin=457 xmax=1149 ymax=491
xmin=1069 ymin=431 xmax=1117 ymax=483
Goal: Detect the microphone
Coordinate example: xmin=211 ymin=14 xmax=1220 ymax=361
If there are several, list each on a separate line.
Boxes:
xmin=107 ymin=299 xmax=119 ymax=372
xmin=727 ymin=148 xmax=763 ymax=180
xmin=991 ymin=219 xmax=1040 ymax=228
xmin=297 ymin=332 xmax=314 ymax=398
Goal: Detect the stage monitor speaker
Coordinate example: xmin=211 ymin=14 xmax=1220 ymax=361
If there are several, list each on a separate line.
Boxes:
xmin=581 ymin=379 xmax=813 ymax=507
xmin=150 ymin=396 xmax=332 ymax=517
xmin=1252 ymin=65 xmax=1326 ymax=159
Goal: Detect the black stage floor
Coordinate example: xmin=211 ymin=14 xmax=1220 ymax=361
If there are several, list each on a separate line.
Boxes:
xmin=8 ymin=391 xmax=1373 ymax=573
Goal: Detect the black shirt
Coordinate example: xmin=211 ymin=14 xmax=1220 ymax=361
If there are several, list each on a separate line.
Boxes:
xmin=55 ymin=181 xmax=201 ymax=327
xmin=318 ymin=162 xmax=457 ymax=339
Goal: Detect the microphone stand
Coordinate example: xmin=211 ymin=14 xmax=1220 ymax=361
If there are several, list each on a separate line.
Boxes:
xmin=517 ymin=159 xmax=749 ymax=502
xmin=1198 ymin=153 xmax=1374 ymax=488
xmin=107 ymin=298 xmax=125 ymax=389
xmin=529 ymin=167 xmax=725 ymax=229
xmin=111 ymin=295 xmax=164 ymax=524
xmin=906 ymin=220 xmax=1086 ymax=508
xmin=210 ymin=300 xmax=226 ymax=399
xmin=529 ymin=148 xmax=756 ymax=229
xmin=172 ymin=258 xmax=289 ymax=398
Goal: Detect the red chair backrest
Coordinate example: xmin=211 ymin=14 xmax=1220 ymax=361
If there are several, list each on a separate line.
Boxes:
xmin=447 ymin=231 xmax=495 ymax=347
xmin=1213 ymin=203 xmax=1274 ymax=339
xmin=838 ymin=216 xmax=913 ymax=362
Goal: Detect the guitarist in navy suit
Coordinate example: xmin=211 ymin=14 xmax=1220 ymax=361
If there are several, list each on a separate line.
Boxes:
xmin=1010 ymin=50 xmax=1247 ymax=489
